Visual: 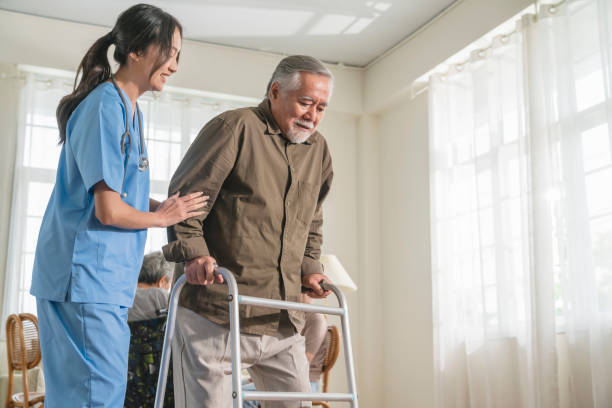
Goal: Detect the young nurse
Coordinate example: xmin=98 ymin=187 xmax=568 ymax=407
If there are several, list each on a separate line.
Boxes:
xmin=29 ymin=4 xmax=204 ymax=407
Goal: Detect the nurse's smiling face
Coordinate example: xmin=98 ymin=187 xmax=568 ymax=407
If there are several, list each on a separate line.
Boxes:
xmin=134 ymin=28 xmax=182 ymax=92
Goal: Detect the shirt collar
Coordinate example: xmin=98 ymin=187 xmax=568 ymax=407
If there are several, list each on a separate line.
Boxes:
xmin=257 ymin=99 xmax=320 ymax=145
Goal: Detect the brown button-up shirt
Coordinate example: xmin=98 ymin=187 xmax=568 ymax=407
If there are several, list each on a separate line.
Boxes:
xmin=163 ymin=100 xmax=333 ymax=335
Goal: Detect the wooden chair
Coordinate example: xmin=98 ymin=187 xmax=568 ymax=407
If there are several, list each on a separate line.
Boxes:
xmin=5 ymin=313 xmax=44 ymax=408
xmin=313 ymin=325 xmax=341 ymax=408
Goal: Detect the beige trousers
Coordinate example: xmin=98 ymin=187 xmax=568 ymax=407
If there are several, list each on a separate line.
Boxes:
xmin=172 ymin=306 xmax=312 ymax=408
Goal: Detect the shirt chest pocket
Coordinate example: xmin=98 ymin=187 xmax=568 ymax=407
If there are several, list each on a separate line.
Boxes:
xmin=228 ymin=195 xmax=265 ymax=238
xmin=297 ymin=180 xmax=318 ymax=225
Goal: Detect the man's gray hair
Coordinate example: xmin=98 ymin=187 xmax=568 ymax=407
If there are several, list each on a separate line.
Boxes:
xmin=138 ymin=251 xmax=174 ymax=284
xmin=265 ymin=55 xmax=334 ymax=98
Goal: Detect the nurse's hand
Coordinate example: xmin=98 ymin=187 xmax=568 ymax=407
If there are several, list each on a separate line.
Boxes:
xmin=185 ymin=256 xmax=224 ymax=285
xmin=156 ymin=191 xmax=209 ymax=227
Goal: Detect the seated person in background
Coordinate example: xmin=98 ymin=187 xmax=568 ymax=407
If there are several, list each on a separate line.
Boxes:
xmin=125 ymin=251 xmax=175 ymax=407
xmin=128 ymin=251 xmax=173 ymax=322
xmin=301 ymin=293 xmax=329 ymax=393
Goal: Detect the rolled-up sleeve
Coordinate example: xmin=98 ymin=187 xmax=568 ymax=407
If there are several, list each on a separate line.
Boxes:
xmin=301 ymin=147 xmax=333 ymax=277
xmin=163 ymin=117 xmax=237 ymax=262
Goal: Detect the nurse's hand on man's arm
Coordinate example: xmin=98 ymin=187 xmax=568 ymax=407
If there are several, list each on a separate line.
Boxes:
xmin=155 ymin=191 xmax=209 ymax=227
xmin=93 ymin=181 xmax=208 ymax=229
xmin=185 ymin=256 xmax=224 ymax=285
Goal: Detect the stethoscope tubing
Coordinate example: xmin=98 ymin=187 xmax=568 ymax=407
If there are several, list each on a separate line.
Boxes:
xmin=110 ymin=74 xmax=149 ymax=172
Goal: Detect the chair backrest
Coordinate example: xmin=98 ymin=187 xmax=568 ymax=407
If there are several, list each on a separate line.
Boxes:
xmin=5 ymin=313 xmax=42 ymax=408
xmin=6 ymin=313 xmax=41 ymax=372
xmin=321 ymin=325 xmax=340 ymax=393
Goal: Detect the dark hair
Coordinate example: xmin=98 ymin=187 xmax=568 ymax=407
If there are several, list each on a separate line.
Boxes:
xmin=56 ymin=3 xmax=182 ymax=143
xmin=138 ymin=251 xmax=174 ymax=284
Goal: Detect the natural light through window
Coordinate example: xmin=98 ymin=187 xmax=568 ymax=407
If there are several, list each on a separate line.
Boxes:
xmin=430 ymin=0 xmax=612 ymax=342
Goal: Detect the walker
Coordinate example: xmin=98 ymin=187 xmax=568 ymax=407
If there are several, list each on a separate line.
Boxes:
xmin=154 ymin=266 xmax=359 ymax=407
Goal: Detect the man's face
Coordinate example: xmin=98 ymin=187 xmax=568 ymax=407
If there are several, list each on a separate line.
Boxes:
xmin=269 ymin=72 xmax=331 ymax=144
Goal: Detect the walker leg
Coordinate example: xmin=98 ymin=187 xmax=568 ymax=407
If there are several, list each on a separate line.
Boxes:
xmin=153 ymin=274 xmax=186 ymax=408
xmin=154 ymin=269 xmax=359 ymax=407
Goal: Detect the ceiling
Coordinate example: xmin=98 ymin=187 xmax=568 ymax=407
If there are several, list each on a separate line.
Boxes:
xmin=0 ymin=0 xmax=458 ymax=67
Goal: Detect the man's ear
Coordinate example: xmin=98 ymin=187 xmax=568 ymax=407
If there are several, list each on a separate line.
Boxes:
xmin=270 ymin=82 xmax=280 ymax=100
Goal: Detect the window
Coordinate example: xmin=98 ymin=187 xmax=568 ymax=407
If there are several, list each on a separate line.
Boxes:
xmin=1 ymin=65 xmax=254 ymax=323
xmin=430 ymin=1 xmax=612 ymax=405
xmin=430 ymin=0 xmax=612 ymax=339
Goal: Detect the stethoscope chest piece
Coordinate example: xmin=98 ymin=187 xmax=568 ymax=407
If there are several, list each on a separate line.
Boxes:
xmin=138 ymin=156 xmax=149 ymax=171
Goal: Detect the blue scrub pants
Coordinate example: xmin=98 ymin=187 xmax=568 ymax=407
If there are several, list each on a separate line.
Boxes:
xmin=37 ymin=299 xmax=130 ymax=408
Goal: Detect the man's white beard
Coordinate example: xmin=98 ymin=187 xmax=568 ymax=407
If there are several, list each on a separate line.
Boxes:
xmin=285 ymin=120 xmax=314 ymax=144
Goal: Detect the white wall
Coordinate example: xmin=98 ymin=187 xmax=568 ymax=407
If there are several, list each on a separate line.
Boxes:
xmin=355 ymin=114 xmax=384 ymax=407
xmin=318 ymin=111 xmax=360 ymax=399
xmin=378 ymin=94 xmax=433 ymax=408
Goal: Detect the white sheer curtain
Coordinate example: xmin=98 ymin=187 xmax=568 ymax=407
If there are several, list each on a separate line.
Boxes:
xmin=429 ymin=1 xmax=612 ymax=407
xmin=1 ymin=71 xmax=72 ymax=327
xmin=1 ymin=66 xmax=250 ymax=328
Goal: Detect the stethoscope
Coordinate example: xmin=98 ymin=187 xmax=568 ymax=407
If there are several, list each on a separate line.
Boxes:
xmin=110 ymin=74 xmax=149 ymax=173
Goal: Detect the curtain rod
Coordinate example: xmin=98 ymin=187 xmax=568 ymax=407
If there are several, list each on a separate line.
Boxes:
xmin=410 ymin=0 xmax=568 ymax=99
xmin=0 ymin=68 xmax=255 ymax=109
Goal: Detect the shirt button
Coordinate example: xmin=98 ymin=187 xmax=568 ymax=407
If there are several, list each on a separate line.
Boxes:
xmin=122 ymin=192 xmax=127 ymax=198
xmin=287 ymin=200 xmax=291 ymax=205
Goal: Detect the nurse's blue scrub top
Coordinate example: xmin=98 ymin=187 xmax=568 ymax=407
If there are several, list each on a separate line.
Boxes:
xmin=30 ymin=82 xmax=150 ymax=307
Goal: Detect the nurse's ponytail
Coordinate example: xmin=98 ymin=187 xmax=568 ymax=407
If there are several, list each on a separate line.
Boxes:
xmin=56 ymin=4 xmax=182 ymax=144
xmin=56 ymin=32 xmax=114 ymax=143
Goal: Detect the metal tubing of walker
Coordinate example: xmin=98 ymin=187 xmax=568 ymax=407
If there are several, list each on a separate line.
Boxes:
xmin=154 ymin=268 xmax=244 ymax=408
xmin=240 ymin=281 xmax=358 ymax=406
xmin=324 ymin=281 xmax=359 ymax=408
xmin=220 ymin=267 xmax=244 ymax=407
xmin=154 ymin=274 xmax=186 ymax=408
xmin=239 ymin=295 xmax=344 ymax=316
xmin=155 ymin=268 xmax=358 ymax=408
xmin=243 ymin=391 xmax=354 ymax=402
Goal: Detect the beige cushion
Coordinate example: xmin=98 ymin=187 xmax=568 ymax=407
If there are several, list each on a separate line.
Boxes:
xmin=11 ymin=391 xmax=45 ymax=403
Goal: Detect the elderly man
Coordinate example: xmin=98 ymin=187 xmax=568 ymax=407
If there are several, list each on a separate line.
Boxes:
xmin=163 ymin=55 xmax=334 ymax=408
